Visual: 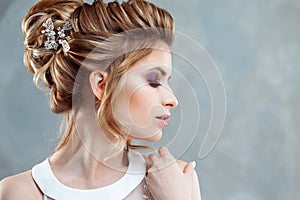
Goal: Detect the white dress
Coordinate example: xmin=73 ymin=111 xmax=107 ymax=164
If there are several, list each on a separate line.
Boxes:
xmin=31 ymin=149 xmax=153 ymax=200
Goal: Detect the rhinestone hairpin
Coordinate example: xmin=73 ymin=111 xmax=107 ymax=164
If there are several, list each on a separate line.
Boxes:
xmin=41 ymin=18 xmax=73 ymax=52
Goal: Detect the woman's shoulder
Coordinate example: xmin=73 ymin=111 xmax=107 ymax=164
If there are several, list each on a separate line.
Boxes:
xmin=0 ymin=170 xmax=40 ymax=200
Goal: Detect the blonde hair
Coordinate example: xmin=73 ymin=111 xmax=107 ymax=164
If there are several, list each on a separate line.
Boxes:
xmin=22 ymin=0 xmax=174 ymax=152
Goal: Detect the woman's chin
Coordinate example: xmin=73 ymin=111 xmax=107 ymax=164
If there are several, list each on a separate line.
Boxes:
xmin=144 ymin=131 xmax=162 ymax=142
xmin=129 ymin=129 xmax=163 ymax=142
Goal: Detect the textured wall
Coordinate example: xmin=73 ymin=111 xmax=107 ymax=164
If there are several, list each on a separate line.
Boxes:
xmin=1 ymin=0 xmax=299 ymax=199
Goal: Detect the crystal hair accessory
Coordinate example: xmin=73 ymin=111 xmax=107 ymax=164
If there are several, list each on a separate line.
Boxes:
xmin=41 ymin=18 xmax=73 ymax=53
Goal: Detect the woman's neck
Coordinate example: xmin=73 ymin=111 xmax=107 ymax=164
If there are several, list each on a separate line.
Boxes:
xmin=49 ymin=133 xmax=129 ymax=189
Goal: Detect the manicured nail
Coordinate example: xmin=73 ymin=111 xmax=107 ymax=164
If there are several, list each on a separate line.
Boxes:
xmin=192 ymin=161 xmax=196 ymax=168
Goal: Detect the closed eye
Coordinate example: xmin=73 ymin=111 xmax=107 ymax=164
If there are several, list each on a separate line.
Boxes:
xmin=148 ymin=81 xmax=162 ymax=88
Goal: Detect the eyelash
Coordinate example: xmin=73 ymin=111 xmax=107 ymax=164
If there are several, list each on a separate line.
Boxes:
xmin=148 ymin=81 xmax=162 ymax=88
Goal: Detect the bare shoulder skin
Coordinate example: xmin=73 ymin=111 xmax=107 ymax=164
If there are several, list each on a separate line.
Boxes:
xmin=0 ymin=170 xmax=42 ymax=200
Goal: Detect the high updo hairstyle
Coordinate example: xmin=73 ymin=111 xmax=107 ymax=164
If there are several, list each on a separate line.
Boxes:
xmin=22 ymin=0 xmax=174 ymax=151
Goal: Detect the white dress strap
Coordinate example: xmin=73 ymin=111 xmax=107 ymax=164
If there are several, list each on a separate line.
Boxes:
xmin=32 ymin=149 xmax=146 ymax=200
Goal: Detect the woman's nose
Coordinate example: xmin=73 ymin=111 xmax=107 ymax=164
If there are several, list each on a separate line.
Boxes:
xmin=161 ymin=87 xmax=178 ymax=108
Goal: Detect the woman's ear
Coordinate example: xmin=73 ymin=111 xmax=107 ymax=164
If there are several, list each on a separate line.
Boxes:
xmin=89 ymin=70 xmax=108 ymax=101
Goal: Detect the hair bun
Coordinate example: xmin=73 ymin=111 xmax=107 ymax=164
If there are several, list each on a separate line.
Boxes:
xmin=22 ymin=0 xmax=83 ymax=89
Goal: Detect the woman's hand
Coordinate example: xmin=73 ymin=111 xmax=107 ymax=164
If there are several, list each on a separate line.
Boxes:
xmin=145 ymin=146 xmax=201 ymax=200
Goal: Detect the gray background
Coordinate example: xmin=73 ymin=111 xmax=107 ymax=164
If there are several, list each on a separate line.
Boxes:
xmin=1 ymin=0 xmax=299 ymax=200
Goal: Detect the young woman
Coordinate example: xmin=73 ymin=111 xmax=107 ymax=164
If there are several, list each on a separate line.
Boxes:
xmin=0 ymin=0 xmax=201 ymax=199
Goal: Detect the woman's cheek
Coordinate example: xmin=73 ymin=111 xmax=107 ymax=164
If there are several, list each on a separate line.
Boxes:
xmin=129 ymin=87 xmax=154 ymax=127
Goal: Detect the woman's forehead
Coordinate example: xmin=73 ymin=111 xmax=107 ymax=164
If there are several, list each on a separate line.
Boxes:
xmin=131 ymin=49 xmax=172 ymax=70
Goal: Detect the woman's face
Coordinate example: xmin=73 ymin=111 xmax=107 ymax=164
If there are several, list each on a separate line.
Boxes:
xmin=114 ymin=46 xmax=178 ymax=142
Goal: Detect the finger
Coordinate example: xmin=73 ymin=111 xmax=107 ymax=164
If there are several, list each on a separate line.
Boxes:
xmin=158 ymin=146 xmax=173 ymax=158
xmin=142 ymin=154 xmax=152 ymax=170
xmin=176 ymin=160 xmax=187 ymax=172
xmin=183 ymin=161 xmax=195 ymax=175
xmin=148 ymin=153 xmax=159 ymax=163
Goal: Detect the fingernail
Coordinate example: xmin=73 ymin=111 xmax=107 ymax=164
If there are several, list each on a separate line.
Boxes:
xmin=192 ymin=161 xmax=196 ymax=168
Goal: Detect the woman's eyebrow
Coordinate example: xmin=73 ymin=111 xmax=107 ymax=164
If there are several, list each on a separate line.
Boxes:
xmin=147 ymin=67 xmax=171 ymax=79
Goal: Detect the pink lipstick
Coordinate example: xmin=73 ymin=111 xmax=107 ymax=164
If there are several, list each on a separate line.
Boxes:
xmin=155 ymin=114 xmax=170 ymax=127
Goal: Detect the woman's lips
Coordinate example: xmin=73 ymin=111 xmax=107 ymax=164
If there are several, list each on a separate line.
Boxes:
xmin=155 ymin=114 xmax=170 ymax=127
xmin=156 ymin=118 xmax=168 ymax=127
